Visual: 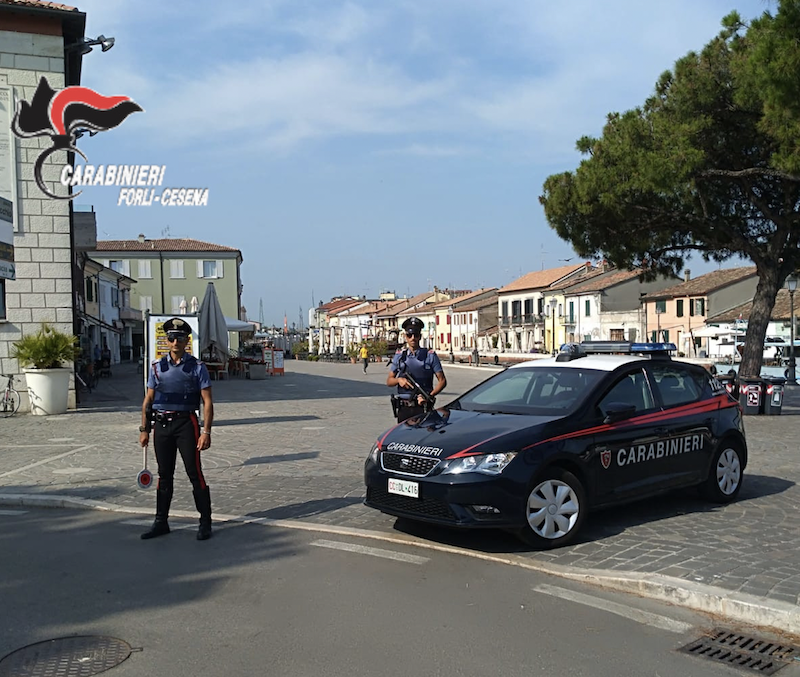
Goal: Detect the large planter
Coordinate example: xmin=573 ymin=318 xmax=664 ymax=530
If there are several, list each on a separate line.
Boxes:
xmin=24 ymin=368 xmax=71 ymax=415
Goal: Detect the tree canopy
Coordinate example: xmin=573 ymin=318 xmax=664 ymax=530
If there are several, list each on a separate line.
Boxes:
xmin=540 ymin=1 xmax=800 ymax=376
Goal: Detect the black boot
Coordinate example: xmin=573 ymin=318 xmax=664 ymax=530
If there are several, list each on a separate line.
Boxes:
xmin=194 ymin=487 xmax=212 ymax=541
xmin=141 ymin=485 xmax=172 ymax=540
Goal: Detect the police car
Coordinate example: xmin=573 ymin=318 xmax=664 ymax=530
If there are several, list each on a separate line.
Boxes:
xmin=364 ymin=342 xmax=746 ymax=549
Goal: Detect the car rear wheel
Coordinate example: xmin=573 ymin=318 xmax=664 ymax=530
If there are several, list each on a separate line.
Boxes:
xmin=518 ymin=469 xmax=586 ymax=549
xmin=702 ymin=441 xmax=744 ymax=503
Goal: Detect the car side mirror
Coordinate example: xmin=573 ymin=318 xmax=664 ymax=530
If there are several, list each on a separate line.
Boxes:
xmin=602 ymin=401 xmax=637 ymax=424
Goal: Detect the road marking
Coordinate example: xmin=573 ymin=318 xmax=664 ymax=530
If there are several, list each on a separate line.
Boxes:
xmin=311 ymin=539 xmax=429 ymax=564
xmin=302 ymin=426 xmax=326 ymax=430
xmin=0 ymin=509 xmax=28 ymax=515
xmin=51 ymin=468 xmax=93 ymax=475
xmin=48 ymin=438 xmax=76 ymax=442
xmin=0 ymin=445 xmax=95 ymax=479
xmin=532 ymin=584 xmax=692 ymax=633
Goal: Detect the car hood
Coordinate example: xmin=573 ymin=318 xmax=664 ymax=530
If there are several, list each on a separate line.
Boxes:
xmin=378 ymin=408 xmax=567 ymax=460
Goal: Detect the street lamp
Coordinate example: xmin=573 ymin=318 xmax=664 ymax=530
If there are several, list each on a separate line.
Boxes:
xmin=787 ymin=275 xmax=798 ymax=385
xmin=549 ymin=298 xmax=558 ymax=355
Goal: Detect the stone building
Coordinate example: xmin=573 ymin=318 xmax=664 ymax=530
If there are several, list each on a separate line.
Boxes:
xmin=0 ymin=1 xmax=90 ymax=411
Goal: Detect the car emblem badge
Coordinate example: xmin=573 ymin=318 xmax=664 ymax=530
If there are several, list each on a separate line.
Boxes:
xmin=600 ymin=449 xmax=611 ymax=469
xmin=401 ymin=458 xmax=410 ymax=467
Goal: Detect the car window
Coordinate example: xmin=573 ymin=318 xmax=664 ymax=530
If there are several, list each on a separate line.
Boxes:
xmin=597 ymin=369 xmax=653 ymax=417
xmin=456 ymin=366 xmax=605 ymax=414
xmin=650 ymin=364 xmax=704 ymax=407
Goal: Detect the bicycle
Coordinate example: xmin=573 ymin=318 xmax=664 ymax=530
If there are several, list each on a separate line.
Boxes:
xmin=1 ymin=374 xmax=21 ymax=418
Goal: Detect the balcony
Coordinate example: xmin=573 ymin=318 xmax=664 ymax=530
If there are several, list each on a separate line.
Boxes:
xmin=119 ymin=307 xmax=143 ymax=322
xmin=500 ymin=313 xmax=545 ymax=327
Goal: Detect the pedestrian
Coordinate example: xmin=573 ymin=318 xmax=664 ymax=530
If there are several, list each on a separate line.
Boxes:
xmin=386 ymin=317 xmax=447 ymax=422
xmin=360 ymin=343 xmax=369 ymax=373
xmin=139 ymin=317 xmax=215 ymax=541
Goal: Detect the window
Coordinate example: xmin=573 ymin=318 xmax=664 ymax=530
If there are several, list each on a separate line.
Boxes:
xmin=610 ymin=328 xmax=625 ymax=341
xmin=138 ymin=260 xmax=152 ymax=278
xmin=650 ymin=364 xmax=704 ymax=407
xmin=524 ymin=299 xmax=533 ymax=319
xmin=585 ymin=300 xmax=591 ymax=317
xmin=676 ymin=299 xmax=684 ymax=317
xmin=501 ymin=301 xmax=508 ymax=322
xmin=436 ymin=315 xmax=440 ymax=325
xmin=691 ymin=298 xmax=705 ymax=316
xmin=139 ymin=296 xmax=153 ymax=313
xmin=198 ymin=260 xmax=224 ymax=279
xmin=111 ymin=287 xmax=119 ymax=307
xmin=169 ymin=260 xmax=184 ymax=279
xmin=568 ymin=301 xmax=575 ymax=323
xmin=597 ymin=369 xmax=654 ymax=416
xmin=537 ymin=298 xmax=544 ymax=315
xmin=0 ymin=279 xmax=5 ymax=320
xmin=655 ymin=300 xmax=667 ymax=313
xmin=171 ymin=295 xmax=186 ymax=314
xmin=109 ymin=260 xmax=130 ymax=276
xmin=511 ymin=300 xmax=521 ymax=323
xmin=85 ymin=278 xmax=94 ymax=302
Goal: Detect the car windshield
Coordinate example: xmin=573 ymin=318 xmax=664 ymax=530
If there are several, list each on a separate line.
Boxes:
xmin=452 ymin=365 xmax=605 ymax=415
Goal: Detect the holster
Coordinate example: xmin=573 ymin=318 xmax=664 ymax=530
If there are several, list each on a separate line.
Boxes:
xmin=390 ymin=395 xmax=399 ymax=418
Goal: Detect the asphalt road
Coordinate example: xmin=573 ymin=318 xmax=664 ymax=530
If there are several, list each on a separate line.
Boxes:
xmin=2 ymin=507 xmax=792 ymax=677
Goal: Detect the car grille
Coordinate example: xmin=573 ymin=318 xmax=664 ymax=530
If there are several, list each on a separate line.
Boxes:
xmin=381 ymin=452 xmax=440 ymax=477
xmin=367 ymin=487 xmax=456 ymax=521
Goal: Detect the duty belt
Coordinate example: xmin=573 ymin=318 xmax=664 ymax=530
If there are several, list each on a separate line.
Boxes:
xmin=154 ymin=410 xmax=193 ymax=422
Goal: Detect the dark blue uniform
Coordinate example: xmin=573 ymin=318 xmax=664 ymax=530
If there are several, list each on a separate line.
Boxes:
xmin=390 ymin=347 xmax=443 ymax=422
xmin=147 ymin=353 xmax=212 ymax=528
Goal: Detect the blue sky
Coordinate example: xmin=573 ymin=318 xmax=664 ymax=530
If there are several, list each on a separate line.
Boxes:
xmin=71 ymin=0 xmax=769 ymax=327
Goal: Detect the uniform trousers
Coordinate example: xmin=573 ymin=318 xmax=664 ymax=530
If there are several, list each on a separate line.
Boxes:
xmin=152 ymin=411 xmax=210 ymax=523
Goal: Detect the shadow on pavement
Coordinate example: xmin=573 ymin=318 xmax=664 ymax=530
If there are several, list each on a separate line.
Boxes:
xmin=244 ymin=451 xmax=320 ymax=465
xmin=0 ymin=508 xmax=300 ymax=657
xmin=216 ymin=415 xmax=321 ymax=426
xmin=245 ymin=497 xmax=362 ymax=520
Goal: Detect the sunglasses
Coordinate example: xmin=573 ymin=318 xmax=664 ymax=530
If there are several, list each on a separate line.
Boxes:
xmin=166 ymin=334 xmax=188 ymax=343
xmin=405 ymin=330 xmax=421 ymax=338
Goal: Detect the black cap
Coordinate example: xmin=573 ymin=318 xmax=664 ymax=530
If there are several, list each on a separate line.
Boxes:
xmin=162 ymin=317 xmax=191 ymax=334
xmin=402 ymin=317 xmax=424 ymax=333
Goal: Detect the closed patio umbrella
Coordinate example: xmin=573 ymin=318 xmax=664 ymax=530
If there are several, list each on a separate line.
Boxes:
xmin=197 ymin=282 xmax=228 ymax=360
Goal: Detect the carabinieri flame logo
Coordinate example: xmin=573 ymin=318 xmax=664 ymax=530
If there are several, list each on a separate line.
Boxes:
xmin=11 ymin=77 xmax=143 ymax=200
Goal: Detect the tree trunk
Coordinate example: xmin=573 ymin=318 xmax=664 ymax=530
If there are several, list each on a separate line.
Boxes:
xmin=739 ymin=266 xmax=780 ymax=378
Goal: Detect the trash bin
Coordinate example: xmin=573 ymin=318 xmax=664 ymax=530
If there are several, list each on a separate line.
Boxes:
xmin=738 ymin=376 xmax=765 ymax=415
xmin=762 ymin=376 xmax=786 ymax=415
xmin=717 ymin=372 xmax=738 ymax=400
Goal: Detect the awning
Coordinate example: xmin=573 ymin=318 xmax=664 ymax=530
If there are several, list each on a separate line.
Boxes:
xmin=225 ymin=316 xmax=254 ymax=332
xmin=78 ymin=311 xmax=122 ymax=334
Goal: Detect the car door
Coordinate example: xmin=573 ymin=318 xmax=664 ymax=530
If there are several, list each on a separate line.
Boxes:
xmin=588 ymin=366 xmax=661 ymax=504
xmin=644 ymin=362 xmax=715 ymax=486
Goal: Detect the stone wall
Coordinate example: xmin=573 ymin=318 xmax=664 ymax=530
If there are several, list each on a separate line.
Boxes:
xmin=0 ymin=29 xmax=75 ymax=411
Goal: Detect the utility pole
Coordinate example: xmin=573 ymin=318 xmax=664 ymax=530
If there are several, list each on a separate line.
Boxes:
xmin=259 ymin=299 xmax=265 ymax=329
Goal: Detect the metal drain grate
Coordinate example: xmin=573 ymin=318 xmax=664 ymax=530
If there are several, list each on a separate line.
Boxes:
xmin=680 ymin=629 xmax=799 ymax=674
xmin=0 ymin=636 xmax=132 ymax=677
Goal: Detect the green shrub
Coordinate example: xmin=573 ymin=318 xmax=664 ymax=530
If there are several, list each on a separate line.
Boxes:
xmin=12 ymin=324 xmax=80 ymax=369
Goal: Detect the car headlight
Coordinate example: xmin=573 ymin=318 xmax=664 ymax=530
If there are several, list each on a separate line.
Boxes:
xmin=441 ymin=452 xmax=517 ymax=476
xmin=367 ymin=443 xmax=380 ymax=463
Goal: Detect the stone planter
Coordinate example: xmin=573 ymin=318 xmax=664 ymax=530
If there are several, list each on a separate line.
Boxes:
xmin=24 ymin=368 xmax=71 ymax=415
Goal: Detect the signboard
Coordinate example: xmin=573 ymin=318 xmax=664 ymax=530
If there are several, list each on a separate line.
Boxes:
xmin=264 ymin=346 xmax=274 ymax=374
xmin=0 ymin=196 xmax=13 ymax=280
xmin=0 ymin=86 xmax=19 ymax=233
xmin=273 ymin=349 xmax=284 ymax=376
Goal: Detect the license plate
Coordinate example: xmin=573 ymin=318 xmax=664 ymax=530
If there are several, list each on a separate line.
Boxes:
xmin=388 ymin=478 xmax=419 ymax=499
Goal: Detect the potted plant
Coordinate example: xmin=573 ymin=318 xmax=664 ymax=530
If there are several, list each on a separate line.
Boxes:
xmin=346 ymin=344 xmax=359 ymax=364
xmin=11 ymin=323 xmax=79 ymax=415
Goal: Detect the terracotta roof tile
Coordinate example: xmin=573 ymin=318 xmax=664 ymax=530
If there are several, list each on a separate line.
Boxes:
xmin=708 ymin=288 xmax=795 ymax=322
xmin=499 ymin=263 xmax=591 ymax=293
xmin=96 ymin=238 xmax=241 ymax=254
xmin=642 ymin=267 xmax=757 ymax=300
xmin=431 ymin=288 xmax=497 ymax=308
xmin=562 ymin=269 xmax=644 ymax=294
xmin=0 ymin=0 xmax=78 ymax=10
xmin=456 ymin=295 xmax=499 ymax=313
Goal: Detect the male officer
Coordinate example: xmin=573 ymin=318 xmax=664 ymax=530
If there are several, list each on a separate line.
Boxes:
xmin=139 ymin=318 xmax=214 ymax=540
xmin=386 ymin=317 xmax=447 ymax=422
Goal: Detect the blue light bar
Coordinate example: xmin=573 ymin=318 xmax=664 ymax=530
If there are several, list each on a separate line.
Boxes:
xmin=578 ymin=341 xmax=677 ymax=354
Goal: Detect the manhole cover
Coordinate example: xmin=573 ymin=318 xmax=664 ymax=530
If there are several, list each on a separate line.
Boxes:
xmin=0 ymin=636 xmax=132 ymax=677
xmin=680 ymin=629 xmax=799 ymax=674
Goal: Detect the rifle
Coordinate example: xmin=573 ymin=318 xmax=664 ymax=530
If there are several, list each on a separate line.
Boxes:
xmin=399 ymin=370 xmax=436 ymax=411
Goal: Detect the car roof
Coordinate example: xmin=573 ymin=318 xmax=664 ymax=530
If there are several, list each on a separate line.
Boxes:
xmin=507 ymin=354 xmax=651 ymax=373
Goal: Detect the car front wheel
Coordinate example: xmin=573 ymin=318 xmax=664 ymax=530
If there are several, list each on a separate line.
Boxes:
xmin=518 ymin=469 xmax=586 ymax=549
xmin=702 ymin=441 xmax=744 ymax=503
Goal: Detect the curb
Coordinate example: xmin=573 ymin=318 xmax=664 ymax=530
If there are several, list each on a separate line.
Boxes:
xmin=3 ymin=492 xmax=798 ymax=637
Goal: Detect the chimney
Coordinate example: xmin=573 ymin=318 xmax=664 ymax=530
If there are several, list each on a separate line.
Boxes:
xmin=138 ymin=233 xmax=145 ymax=243
xmin=684 ymin=269 xmax=691 ymax=282
xmin=601 ymin=259 xmax=609 ymax=272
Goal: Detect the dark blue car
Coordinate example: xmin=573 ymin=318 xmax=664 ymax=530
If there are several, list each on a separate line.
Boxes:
xmin=364 ymin=342 xmax=747 ymax=548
